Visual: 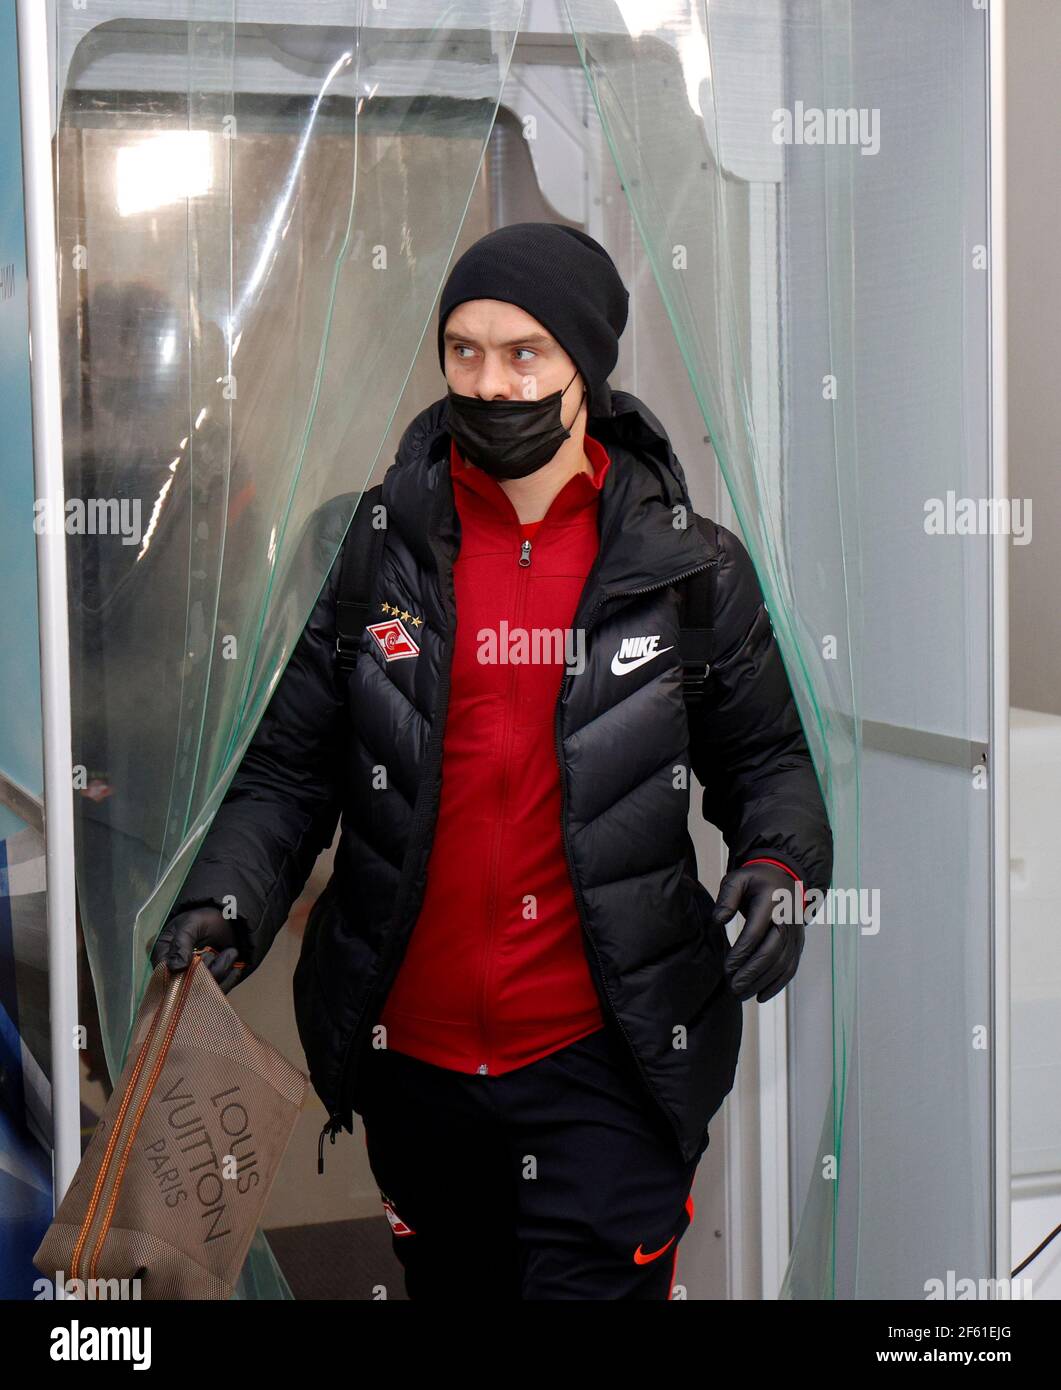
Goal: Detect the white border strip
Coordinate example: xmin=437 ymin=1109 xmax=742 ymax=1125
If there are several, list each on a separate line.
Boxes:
xmin=758 ymin=994 xmax=789 ymax=1296
xmin=16 ymin=0 xmax=81 ymax=1204
xmin=988 ymin=0 xmax=1011 ymax=1290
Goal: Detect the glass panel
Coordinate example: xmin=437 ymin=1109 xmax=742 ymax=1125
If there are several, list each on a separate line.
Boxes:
xmin=56 ymin=1 xmax=525 ymax=1298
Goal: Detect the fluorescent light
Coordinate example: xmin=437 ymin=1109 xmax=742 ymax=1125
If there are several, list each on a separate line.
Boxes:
xmin=116 ymin=131 xmax=213 ymax=217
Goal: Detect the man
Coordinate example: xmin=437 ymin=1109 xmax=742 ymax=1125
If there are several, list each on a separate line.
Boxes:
xmin=153 ymin=222 xmax=833 ymax=1300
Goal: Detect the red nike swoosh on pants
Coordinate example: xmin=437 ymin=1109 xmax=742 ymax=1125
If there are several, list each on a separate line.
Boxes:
xmin=633 ymin=1235 xmax=676 ymax=1264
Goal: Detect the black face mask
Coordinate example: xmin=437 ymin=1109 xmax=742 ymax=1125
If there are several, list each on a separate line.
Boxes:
xmin=445 ymin=368 xmax=585 ymax=480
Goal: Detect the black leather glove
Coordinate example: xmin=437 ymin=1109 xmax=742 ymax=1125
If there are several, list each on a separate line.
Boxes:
xmin=149 ymin=905 xmax=246 ymax=994
xmin=709 ymin=862 xmax=805 ymax=1003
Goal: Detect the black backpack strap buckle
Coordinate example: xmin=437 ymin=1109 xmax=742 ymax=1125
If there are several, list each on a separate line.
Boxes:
xmin=335 ymin=598 xmax=371 ymax=673
xmin=679 ymin=626 xmax=713 ymax=704
xmin=679 ymin=530 xmax=717 ymax=707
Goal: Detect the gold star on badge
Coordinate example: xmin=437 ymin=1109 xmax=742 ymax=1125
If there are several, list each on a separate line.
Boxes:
xmin=400 ymin=609 xmax=411 ymax=622
xmin=381 ymin=601 xmax=392 ymax=614
xmin=410 ymin=615 xmax=423 ymax=628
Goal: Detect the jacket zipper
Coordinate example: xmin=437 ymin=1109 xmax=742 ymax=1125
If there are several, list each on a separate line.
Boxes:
xmin=553 ymin=561 xmax=713 ymax=1151
xmin=475 ymin=530 xmax=533 ymax=1075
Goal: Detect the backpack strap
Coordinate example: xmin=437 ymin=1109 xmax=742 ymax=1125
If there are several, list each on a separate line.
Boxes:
xmin=335 ymin=484 xmax=385 ymax=674
xmin=679 ymin=517 xmax=717 ymax=706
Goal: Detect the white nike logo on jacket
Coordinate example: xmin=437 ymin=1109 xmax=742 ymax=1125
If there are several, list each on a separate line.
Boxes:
xmin=610 ymin=635 xmax=675 ymax=675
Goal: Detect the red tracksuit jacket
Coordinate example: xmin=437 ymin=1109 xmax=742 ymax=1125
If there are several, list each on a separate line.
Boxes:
xmin=377 ymin=433 xmax=614 ymax=1074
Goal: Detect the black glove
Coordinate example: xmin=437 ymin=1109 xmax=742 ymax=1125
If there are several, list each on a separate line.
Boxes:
xmin=709 ymin=862 xmax=805 ymax=1003
xmin=149 ymin=905 xmax=246 ymax=994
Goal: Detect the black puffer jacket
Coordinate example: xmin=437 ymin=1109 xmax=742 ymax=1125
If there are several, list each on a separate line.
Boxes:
xmin=167 ymin=390 xmax=833 ymax=1164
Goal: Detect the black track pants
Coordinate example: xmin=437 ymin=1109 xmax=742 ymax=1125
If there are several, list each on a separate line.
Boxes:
xmin=355 ymin=1024 xmax=710 ymax=1300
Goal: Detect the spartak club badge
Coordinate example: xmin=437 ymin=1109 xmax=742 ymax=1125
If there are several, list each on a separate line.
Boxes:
xmin=366 ymin=617 xmax=420 ymax=661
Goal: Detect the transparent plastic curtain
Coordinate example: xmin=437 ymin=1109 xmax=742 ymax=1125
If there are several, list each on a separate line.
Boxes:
xmin=561 ymin=0 xmax=862 ymax=1297
xmin=563 ymin=0 xmax=994 ymax=1301
xmin=55 ymin=0 xmax=525 ymax=1298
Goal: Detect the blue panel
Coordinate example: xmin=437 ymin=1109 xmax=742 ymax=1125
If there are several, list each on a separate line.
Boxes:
xmin=0 ymin=0 xmax=43 ymax=802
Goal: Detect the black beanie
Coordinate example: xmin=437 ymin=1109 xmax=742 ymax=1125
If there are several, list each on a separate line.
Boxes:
xmin=436 ymin=221 xmax=629 ymax=419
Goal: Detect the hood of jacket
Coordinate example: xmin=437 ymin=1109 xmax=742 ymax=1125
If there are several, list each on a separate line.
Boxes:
xmin=382 ymin=388 xmax=714 ymax=600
